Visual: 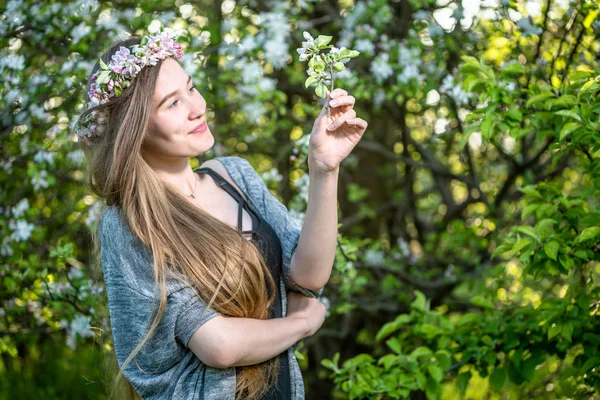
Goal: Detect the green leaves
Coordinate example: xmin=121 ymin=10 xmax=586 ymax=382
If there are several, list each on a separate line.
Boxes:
xmin=526 ymin=92 xmax=555 ymax=107
xmin=574 ymin=226 xmax=600 ymax=243
xmin=321 ymin=352 xmax=341 ymax=373
xmin=299 ymin=31 xmax=360 ymax=100
xmin=98 ymin=58 xmax=109 ymax=70
xmin=333 ymin=62 xmax=345 ymax=72
xmin=543 ymin=241 xmax=559 ymax=260
xmin=305 ymin=75 xmax=318 ymax=88
xmin=411 ymin=291 xmax=429 ymax=312
xmin=470 ymin=295 xmax=495 ymax=309
xmin=489 ymin=366 xmax=506 ymax=391
xmin=375 ymin=314 xmax=411 ymax=342
xmin=308 ymin=55 xmax=326 ymax=73
xmin=314 ymin=35 xmax=333 ymax=48
xmin=339 ymin=48 xmax=360 ymax=59
xmin=501 ymin=62 xmax=525 ymax=76
xmin=427 ymin=364 xmax=444 ymax=382
xmin=559 ymin=122 xmax=581 ymax=140
xmin=578 ymin=77 xmax=600 ymax=98
xmin=515 ymin=226 xmax=539 ymax=241
xmin=315 ymin=82 xmax=327 ymax=99
xmin=548 ymin=323 xmax=561 ymax=340
xmin=456 ymin=371 xmax=472 ymax=393
xmin=555 ymin=109 xmax=582 ymax=121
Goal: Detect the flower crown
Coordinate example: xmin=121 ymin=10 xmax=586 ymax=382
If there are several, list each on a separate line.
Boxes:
xmin=76 ymin=30 xmax=184 ymax=146
xmin=88 ymin=30 xmax=184 ymax=107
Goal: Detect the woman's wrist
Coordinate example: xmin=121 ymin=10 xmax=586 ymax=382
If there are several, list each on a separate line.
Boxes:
xmin=286 ymin=313 xmax=311 ymax=339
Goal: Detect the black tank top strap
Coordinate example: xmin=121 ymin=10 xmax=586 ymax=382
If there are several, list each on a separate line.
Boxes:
xmin=195 ymin=167 xmax=258 ymax=233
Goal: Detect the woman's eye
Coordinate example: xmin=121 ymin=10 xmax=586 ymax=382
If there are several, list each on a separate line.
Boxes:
xmin=168 ymin=87 xmax=195 ymax=109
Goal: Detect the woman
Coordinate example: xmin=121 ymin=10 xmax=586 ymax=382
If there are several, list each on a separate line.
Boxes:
xmin=78 ymin=30 xmax=367 ymax=399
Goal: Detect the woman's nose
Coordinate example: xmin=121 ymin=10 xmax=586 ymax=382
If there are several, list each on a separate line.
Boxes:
xmin=189 ymin=97 xmax=205 ymax=119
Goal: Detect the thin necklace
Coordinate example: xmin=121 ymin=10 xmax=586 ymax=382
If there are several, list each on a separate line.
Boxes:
xmin=189 ymin=174 xmax=198 ymax=198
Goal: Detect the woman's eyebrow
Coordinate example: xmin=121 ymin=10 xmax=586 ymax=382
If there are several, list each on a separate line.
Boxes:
xmin=157 ymin=75 xmax=192 ymax=108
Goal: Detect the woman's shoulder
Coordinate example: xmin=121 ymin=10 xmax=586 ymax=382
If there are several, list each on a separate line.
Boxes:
xmin=98 ymin=204 xmax=124 ymax=237
xmin=203 ymin=156 xmax=262 ymax=202
xmin=98 ymin=205 xmax=145 ymax=255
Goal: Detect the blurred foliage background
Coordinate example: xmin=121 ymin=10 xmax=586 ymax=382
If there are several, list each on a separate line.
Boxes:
xmin=1 ymin=0 xmax=599 ymax=398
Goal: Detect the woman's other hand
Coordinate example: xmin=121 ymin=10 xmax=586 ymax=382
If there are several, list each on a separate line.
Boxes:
xmin=286 ymin=291 xmax=326 ymax=338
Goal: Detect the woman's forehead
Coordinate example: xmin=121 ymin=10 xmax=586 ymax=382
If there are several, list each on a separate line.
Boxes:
xmin=153 ymin=59 xmax=188 ymax=101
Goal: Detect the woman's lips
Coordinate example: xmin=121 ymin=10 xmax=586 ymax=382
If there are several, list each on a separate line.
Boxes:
xmin=189 ymin=122 xmax=207 ymax=134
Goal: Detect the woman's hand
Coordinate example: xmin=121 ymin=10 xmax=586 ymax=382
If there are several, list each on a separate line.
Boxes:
xmin=286 ymin=291 xmax=326 ymax=338
xmin=308 ymin=88 xmax=368 ymax=174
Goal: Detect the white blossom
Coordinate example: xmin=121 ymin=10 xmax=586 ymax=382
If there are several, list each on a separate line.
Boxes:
xmin=4 ymin=0 xmax=24 ymax=26
xmin=288 ymin=209 xmax=305 ymax=225
xmin=97 ymin=11 xmax=119 ymax=31
xmin=71 ymin=22 xmax=91 ymax=44
xmin=373 ymin=4 xmax=393 ymax=26
xmin=239 ymin=35 xmax=259 ymax=53
xmin=320 ymin=296 xmax=331 ymax=317
xmin=257 ymin=77 xmax=276 ymax=92
xmin=11 ymin=198 xmax=29 ymax=218
xmin=373 ymin=89 xmax=386 ymax=107
xmin=397 ymin=237 xmax=411 ymax=257
xmin=159 ymin=11 xmax=176 ymax=24
xmin=434 ymin=117 xmax=449 ymax=134
xmin=3 ymin=55 xmax=25 ymax=71
xmin=33 ymin=150 xmax=56 ymax=165
xmin=179 ymin=53 xmax=199 ymax=76
xmin=293 ymin=173 xmax=310 ymax=203
xmin=67 ymin=149 xmax=85 ymax=165
xmin=397 ymin=44 xmax=425 ymax=84
xmin=398 ymin=64 xmax=424 ymax=84
xmin=344 ymin=2 xmax=367 ymax=30
xmin=68 ymin=267 xmax=85 ymax=280
xmin=370 ymin=53 xmax=393 ymax=83
xmin=517 ymin=17 xmax=542 ymax=37
xmin=242 ymin=102 xmax=266 ymax=121
xmin=85 ymin=201 xmax=104 ymax=228
xmin=9 ymin=219 xmax=35 ymax=242
xmin=264 ymin=39 xmax=289 ymax=69
xmin=499 ymin=80 xmax=517 ymax=92
xmin=31 ymin=170 xmax=49 ymax=190
xmin=364 ymin=249 xmax=385 ymax=265
xmin=29 ymin=104 xmax=49 ymax=121
xmin=259 ymin=11 xmax=289 ymax=33
xmin=440 ymin=74 xmax=472 ymax=106
xmin=60 ymin=59 xmax=77 ymax=74
xmin=336 ymin=68 xmax=358 ymax=88
xmin=20 ymin=134 xmax=29 ymax=155
xmin=354 ymin=38 xmax=375 ymax=55
xmin=428 ymin=22 xmax=445 ymax=38
xmin=241 ymin=61 xmax=263 ymax=84
xmin=413 ymin=10 xmax=430 ymax=21
xmin=65 ymin=315 xmax=94 ymax=350
xmin=261 ymin=167 xmax=283 ymax=183
xmin=4 ymin=88 xmax=20 ymax=103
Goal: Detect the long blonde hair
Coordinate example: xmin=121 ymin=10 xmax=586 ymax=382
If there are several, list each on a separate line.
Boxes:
xmin=82 ymin=37 xmax=278 ymax=399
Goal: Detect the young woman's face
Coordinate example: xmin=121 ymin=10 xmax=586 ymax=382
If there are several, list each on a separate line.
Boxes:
xmin=143 ymin=58 xmax=214 ymax=162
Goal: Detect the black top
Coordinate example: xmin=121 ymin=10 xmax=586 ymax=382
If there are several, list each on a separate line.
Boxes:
xmin=195 ymin=167 xmax=291 ymax=400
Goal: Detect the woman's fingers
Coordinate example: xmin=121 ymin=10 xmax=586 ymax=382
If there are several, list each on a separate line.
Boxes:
xmin=327 ymin=109 xmax=357 ymax=131
xmin=326 ymin=88 xmax=348 ymax=98
xmin=346 ymin=117 xmax=368 ymax=130
xmin=329 ymin=95 xmax=355 ymax=109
